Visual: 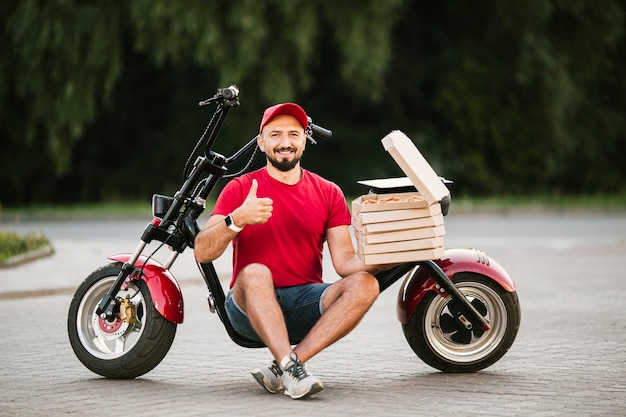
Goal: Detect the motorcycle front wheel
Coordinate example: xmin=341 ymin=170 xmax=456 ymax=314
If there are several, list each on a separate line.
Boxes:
xmin=67 ymin=262 xmax=177 ymax=378
xmin=403 ymin=272 xmax=520 ymax=373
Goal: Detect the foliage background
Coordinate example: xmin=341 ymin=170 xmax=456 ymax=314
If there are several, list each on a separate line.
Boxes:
xmin=1 ymin=0 xmax=624 ymax=206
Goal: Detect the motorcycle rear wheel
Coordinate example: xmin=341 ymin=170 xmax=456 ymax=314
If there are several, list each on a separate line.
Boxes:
xmin=67 ymin=262 xmax=177 ymax=378
xmin=403 ymin=272 xmax=520 ymax=373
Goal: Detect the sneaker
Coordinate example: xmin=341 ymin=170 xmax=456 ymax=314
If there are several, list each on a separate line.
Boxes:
xmin=281 ymin=353 xmax=324 ymax=399
xmin=251 ymin=360 xmax=284 ymax=394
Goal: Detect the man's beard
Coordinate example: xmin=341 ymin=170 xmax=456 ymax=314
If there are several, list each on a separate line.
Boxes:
xmin=267 ymin=151 xmax=301 ymax=172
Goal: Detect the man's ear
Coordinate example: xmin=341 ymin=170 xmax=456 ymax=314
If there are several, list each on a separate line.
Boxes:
xmin=257 ymin=134 xmax=264 ymax=152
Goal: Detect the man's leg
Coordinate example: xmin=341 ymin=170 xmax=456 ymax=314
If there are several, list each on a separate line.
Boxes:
xmin=234 ymin=263 xmax=324 ymax=398
xmin=231 ymin=263 xmax=292 ymax=362
xmin=294 ymin=271 xmax=379 ymax=362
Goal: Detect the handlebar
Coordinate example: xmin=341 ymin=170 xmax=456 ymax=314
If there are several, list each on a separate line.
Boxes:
xmin=150 ymin=86 xmax=334 ymax=248
xmin=198 ymin=85 xmax=240 ymax=106
xmin=188 ymin=85 xmax=334 ymax=180
xmin=307 ymin=118 xmax=332 ymax=143
xmin=198 ymin=85 xmax=332 ymax=144
xmin=222 ymin=118 xmax=332 ymax=172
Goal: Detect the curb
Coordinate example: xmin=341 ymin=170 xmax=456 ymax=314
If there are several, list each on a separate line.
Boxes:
xmin=0 ymin=287 xmax=74 ymax=301
xmin=0 ymin=277 xmax=211 ymax=301
xmin=0 ymin=245 xmax=55 ymax=269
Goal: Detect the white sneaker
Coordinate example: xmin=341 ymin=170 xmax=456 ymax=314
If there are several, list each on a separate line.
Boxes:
xmin=281 ymin=353 xmax=324 ymax=399
xmin=251 ymin=360 xmax=284 ymax=394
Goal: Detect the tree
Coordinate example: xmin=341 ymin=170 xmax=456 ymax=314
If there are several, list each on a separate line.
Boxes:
xmin=1 ymin=0 xmax=624 ymax=206
xmin=1 ymin=0 xmax=404 ymax=204
xmin=376 ymin=0 xmax=626 ymax=195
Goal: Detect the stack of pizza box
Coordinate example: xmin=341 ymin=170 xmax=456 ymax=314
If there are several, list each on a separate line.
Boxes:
xmin=352 ymin=131 xmax=450 ymax=265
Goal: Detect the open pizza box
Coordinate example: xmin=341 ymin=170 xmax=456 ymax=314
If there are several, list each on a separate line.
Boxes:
xmin=352 ymin=130 xmax=450 ymax=265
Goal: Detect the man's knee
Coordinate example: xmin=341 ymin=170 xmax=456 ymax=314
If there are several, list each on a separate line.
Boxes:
xmin=355 ymin=271 xmax=380 ymax=300
xmin=232 ymin=263 xmax=274 ymax=311
xmin=337 ymin=271 xmax=380 ymax=302
xmin=236 ymin=263 xmax=273 ymax=286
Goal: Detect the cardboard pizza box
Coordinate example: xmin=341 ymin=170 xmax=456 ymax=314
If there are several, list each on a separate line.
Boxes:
xmin=351 ymin=192 xmax=429 ymax=215
xmin=358 ymin=236 xmax=445 ymax=255
xmin=350 ymin=131 xmax=450 ymax=264
xmin=354 ymin=202 xmax=442 ymax=224
xmin=381 ymin=131 xmax=450 ymax=205
xmin=351 ymin=213 xmax=445 ymax=235
xmin=358 ymin=246 xmax=445 ymax=265
xmin=353 ymin=222 xmax=445 ymax=244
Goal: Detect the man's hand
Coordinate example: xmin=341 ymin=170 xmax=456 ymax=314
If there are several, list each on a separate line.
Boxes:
xmin=233 ymin=179 xmax=273 ymax=226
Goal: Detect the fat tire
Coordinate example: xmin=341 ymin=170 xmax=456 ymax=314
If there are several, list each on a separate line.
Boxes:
xmin=67 ymin=262 xmax=177 ymax=378
xmin=403 ymin=272 xmax=520 ymax=373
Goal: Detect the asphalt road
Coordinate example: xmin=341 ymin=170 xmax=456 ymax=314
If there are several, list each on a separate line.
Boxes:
xmin=0 ymin=212 xmax=625 ymax=416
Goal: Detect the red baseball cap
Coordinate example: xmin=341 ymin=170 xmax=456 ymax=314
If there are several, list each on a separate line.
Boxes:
xmin=259 ymin=103 xmax=308 ymax=133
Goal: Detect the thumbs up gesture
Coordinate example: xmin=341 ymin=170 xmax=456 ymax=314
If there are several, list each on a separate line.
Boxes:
xmin=235 ymin=179 xmax=273 ymax=226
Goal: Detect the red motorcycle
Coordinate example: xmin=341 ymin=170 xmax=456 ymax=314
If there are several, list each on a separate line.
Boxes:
xmin=67 ymin=86 xmax=520 ymax=378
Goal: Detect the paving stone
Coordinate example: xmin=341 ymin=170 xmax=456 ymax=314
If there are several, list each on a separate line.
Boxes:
xmin=0 ymin=214 xmax=625 ymax=416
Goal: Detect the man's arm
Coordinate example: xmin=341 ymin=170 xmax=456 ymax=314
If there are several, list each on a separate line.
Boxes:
xmin=194 ymin=179 xmax=273 ymax=263
xmin=326 ymin=225 xmax=385 ymax=277
xmin=194 ymin=214 xmax=237 ymax=263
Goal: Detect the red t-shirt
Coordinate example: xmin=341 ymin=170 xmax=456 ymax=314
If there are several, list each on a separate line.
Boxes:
xmin=212 ymin=167 xmax=351 ymax=288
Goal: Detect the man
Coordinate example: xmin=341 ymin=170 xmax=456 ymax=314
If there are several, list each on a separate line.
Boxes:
xmin=194 ymin=103 xmax=385 ymax=399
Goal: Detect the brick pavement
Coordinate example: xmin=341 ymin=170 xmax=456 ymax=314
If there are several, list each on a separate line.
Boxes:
xmin=1 ymin=214 xmax=625 ymax=416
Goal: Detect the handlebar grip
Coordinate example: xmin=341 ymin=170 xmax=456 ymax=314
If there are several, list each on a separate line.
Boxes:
xmin=220 ymin=85 xmax=239 ymax=100
xmin=310 ymin=123 xmax=332 ymax=141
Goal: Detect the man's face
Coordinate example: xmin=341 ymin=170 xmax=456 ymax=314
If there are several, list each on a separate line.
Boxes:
xmin=258 ymin=114 xmax=306 ymax=172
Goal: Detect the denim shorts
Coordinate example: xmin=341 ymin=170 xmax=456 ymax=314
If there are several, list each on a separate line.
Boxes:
xmin=225 ymin=283 xmax=331 ymax=344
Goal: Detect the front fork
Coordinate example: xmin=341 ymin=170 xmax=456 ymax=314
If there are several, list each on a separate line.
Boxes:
xmin=95 ymin=238 xmax=185 ymax=325
xmin=95 ymin=240 xmax=149 ymax=322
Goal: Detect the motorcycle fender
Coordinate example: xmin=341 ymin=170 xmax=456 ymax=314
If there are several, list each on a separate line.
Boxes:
xmin=396 ymin=248 xmax=516 ymax=325
xmin=109 ymin=254 xmax=184 ymax=324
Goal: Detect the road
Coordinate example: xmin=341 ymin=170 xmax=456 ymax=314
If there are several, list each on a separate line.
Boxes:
xmin=0 ymin=212 xmax=625 ymax=416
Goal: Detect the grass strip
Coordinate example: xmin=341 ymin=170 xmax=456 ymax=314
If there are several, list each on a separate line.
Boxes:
xmin=0 ymin=230 xmax=52 ymax=264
